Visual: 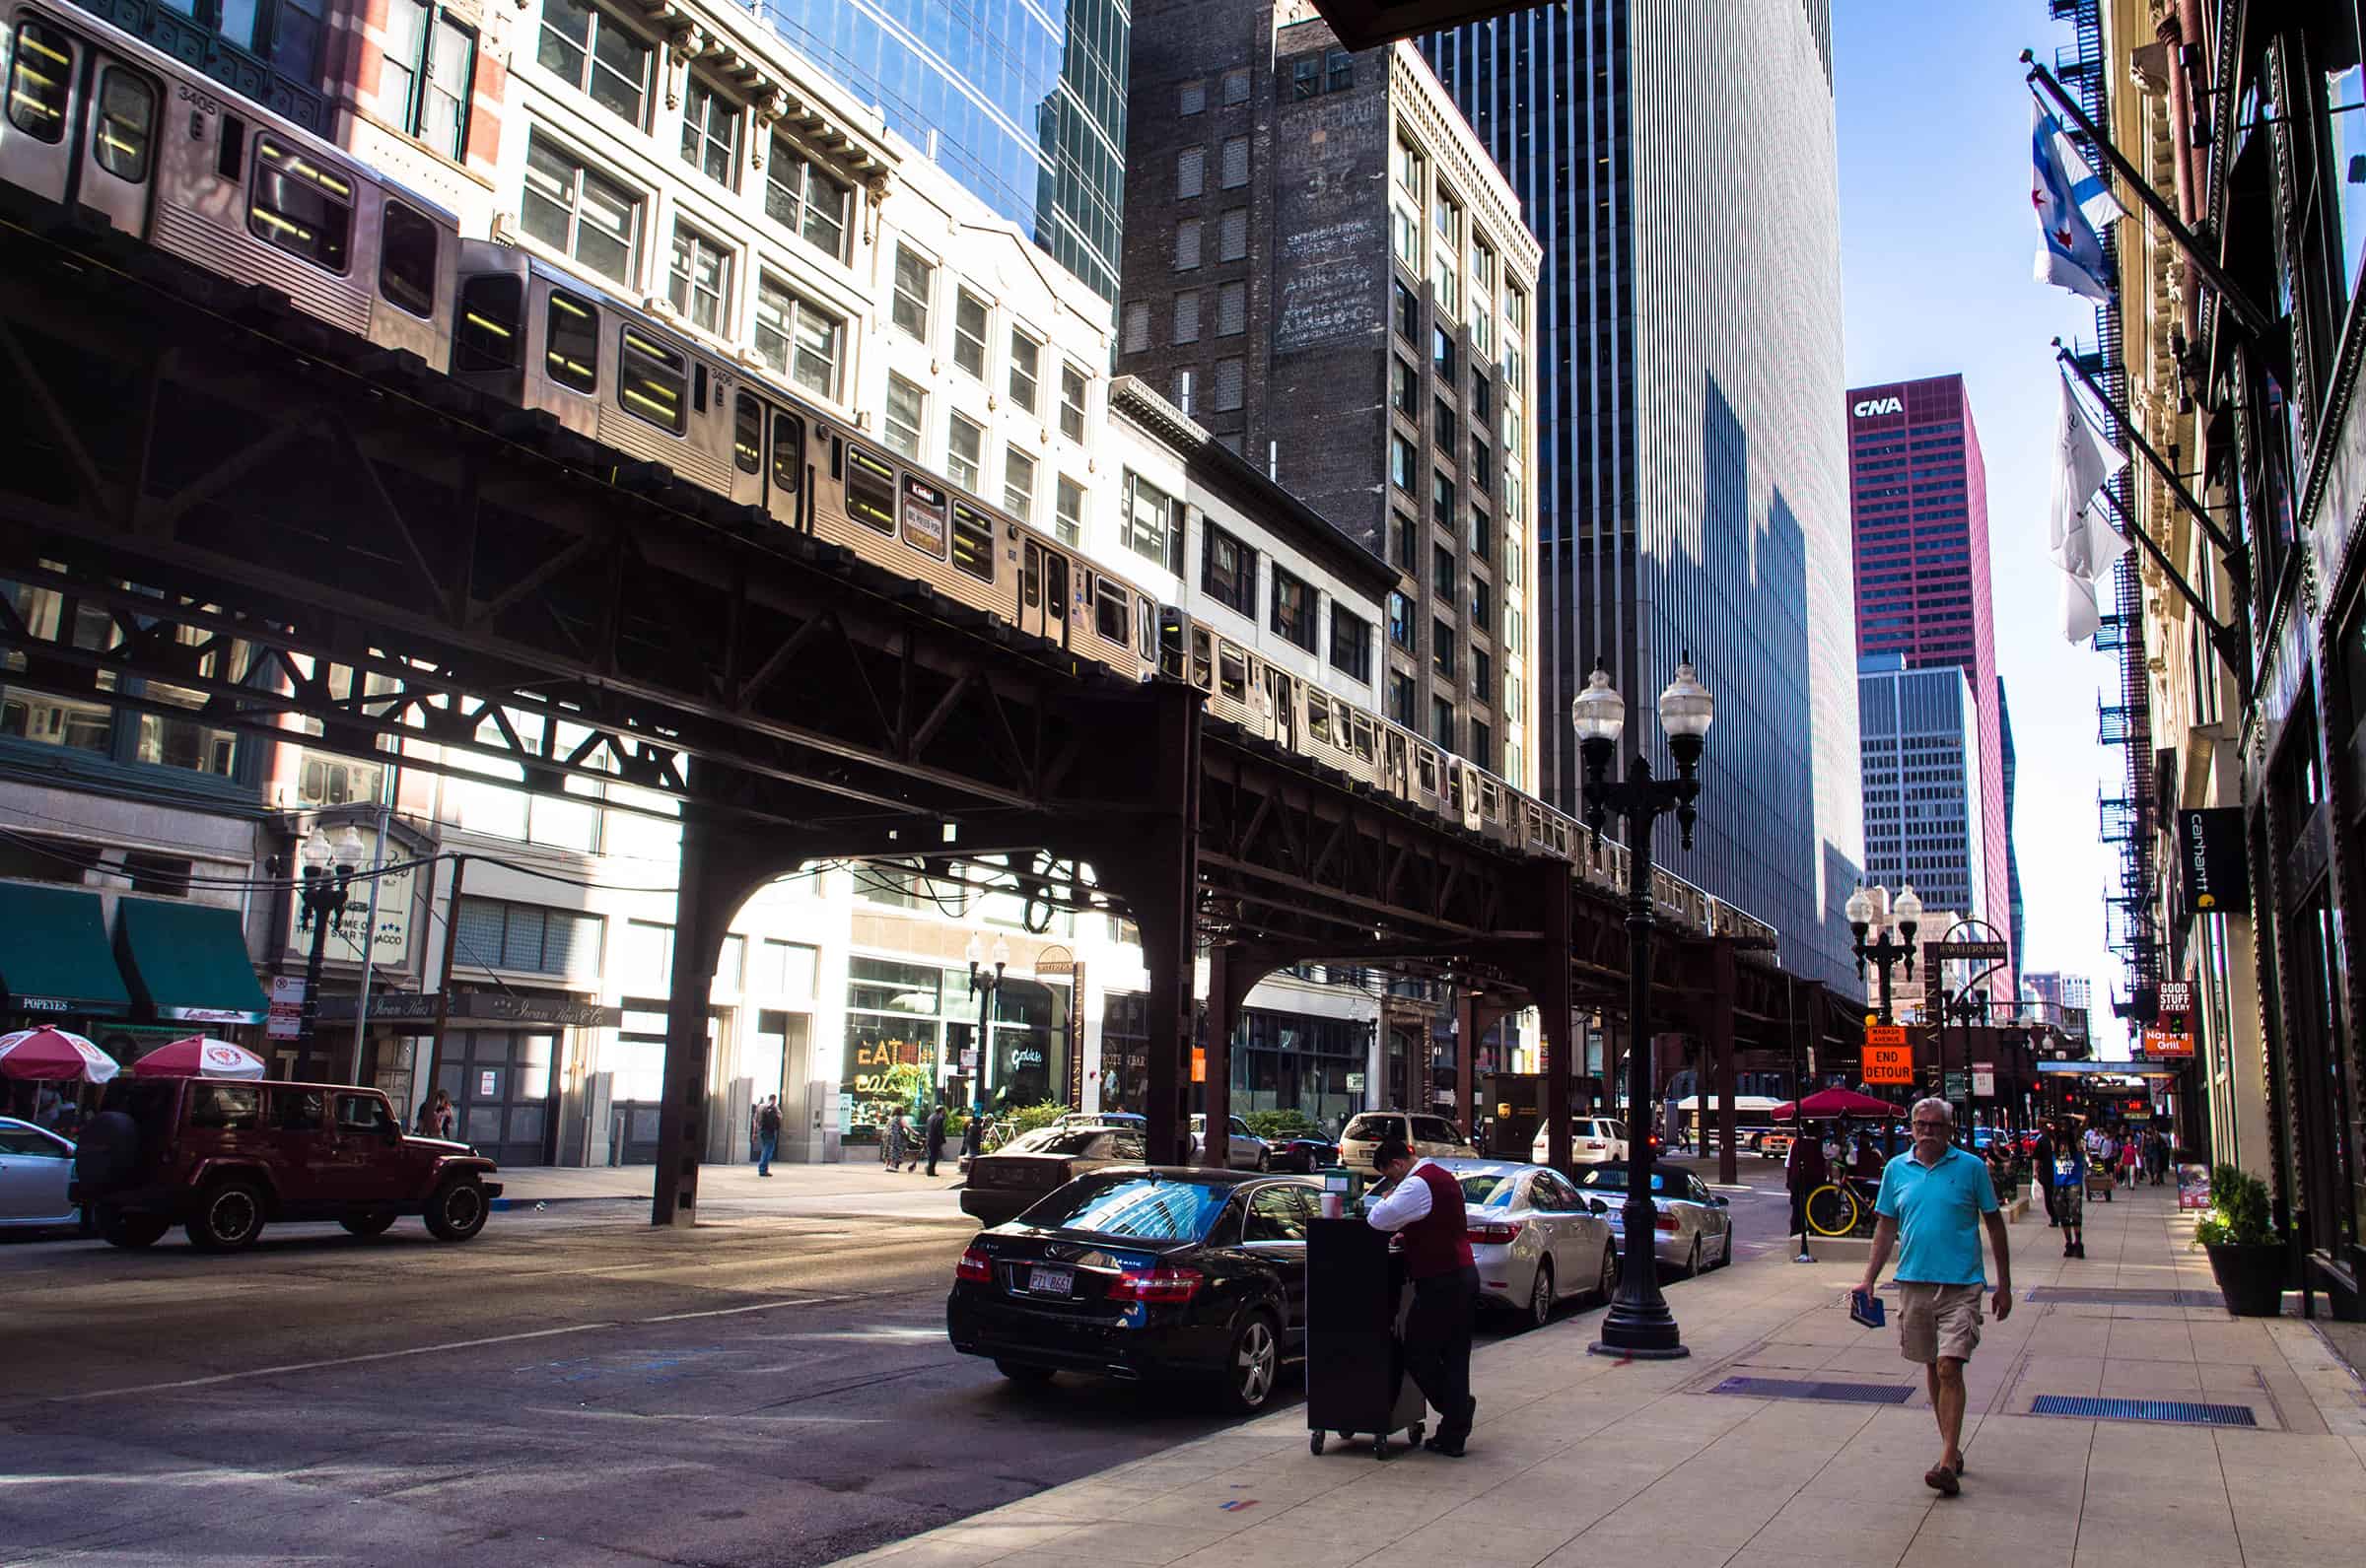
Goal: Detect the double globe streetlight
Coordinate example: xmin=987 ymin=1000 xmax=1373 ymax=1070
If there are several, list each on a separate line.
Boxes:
xmin=1570 ymin=655 xmax=1714 ymax=1361
xmin=1845 ymin=881 xmax=1923 ymax=1026
xmin=293 ymin=823 xmax=370 ymax=1078
xmin=965 ymin=933 xmax=1011 ymax=1110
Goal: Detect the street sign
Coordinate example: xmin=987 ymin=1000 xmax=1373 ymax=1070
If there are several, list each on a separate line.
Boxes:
xmin=1942 ymin=1071 xmax=1969 ymax=1099
xmin=1866 ymin=1023 xmax=1908 ymax=1047
xmin=1927 ymin=940 xmax=2009 ymax=962
xmin=1346 ymin=1071 xmax=1365 ymax=1091
xmin=266 ymin=976 xmax=305 ymax=1042
xmin=2157 ymin=980 xmax=2193 ymax=1017
xmin=2140 ymin=1028 xmax=2193 ymax=1057
xmin=1972 ymin=1068 xmax=1995 ymax=1098
xmin=1863 ymin=1043 xmax=1914 ymax=1084
xmin=1190 ymin=1048 xmax=1207 ymax=1083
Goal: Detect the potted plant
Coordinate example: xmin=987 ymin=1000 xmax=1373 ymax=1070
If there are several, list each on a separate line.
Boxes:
xmin=2196 ymin=1165 xmax=2287 ymax=1316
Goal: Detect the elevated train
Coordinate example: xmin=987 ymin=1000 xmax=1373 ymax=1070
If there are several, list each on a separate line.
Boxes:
xmin=0 ymin=0 xmax=1774 ymax=944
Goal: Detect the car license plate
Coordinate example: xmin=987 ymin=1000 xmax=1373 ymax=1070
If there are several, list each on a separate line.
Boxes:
xmin=1026 ymin=1266 xmax=1074 ymax=1295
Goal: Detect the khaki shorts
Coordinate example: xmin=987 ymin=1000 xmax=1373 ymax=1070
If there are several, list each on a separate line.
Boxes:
xmin=1897 ymin=1280 xmax=1984 ymax=1364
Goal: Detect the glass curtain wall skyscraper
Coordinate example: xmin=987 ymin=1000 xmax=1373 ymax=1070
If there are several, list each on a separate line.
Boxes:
xmin=1422 ymin=1 xmax=1860 ymax=988
xmin=761 ymin=0 xmax=1130 ymax=299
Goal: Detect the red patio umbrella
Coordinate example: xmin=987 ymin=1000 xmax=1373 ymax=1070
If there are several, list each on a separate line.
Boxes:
xmin=1770 ymin=1086 xmax=1906 ymax=1121
xmin=0 ymin=1026 xmax=120 ymax=1083
xmin=129 ymin=1035 xmax=267 ymax=1080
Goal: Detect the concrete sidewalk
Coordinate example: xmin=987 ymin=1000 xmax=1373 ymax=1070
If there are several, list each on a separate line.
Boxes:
xmin=832 ymin=1182 xmax=2366 ymax=1568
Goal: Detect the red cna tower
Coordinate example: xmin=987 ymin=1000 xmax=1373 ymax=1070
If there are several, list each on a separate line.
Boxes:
xmin=1845 ymin=374 xmax=2011 ymax=983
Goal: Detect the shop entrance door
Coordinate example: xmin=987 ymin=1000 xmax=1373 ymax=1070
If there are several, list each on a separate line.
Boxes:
xmin=438 ymin=1030 xmax=556 ymax=1168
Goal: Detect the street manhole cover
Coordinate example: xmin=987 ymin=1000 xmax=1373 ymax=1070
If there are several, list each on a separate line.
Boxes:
xmin=2029 ymin=1395 xmax=2257 ymax=1427
xmin=1711 ymin=1377 xmax=1914 ymax=1404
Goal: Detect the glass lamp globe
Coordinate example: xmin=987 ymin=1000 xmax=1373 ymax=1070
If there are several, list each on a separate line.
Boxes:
xmin=965 ymin=934 xmax=984 ymax=968
xmin=1893 ymin=883 xmax=1923 ymax=931
xmin=992 ymin=936 xmax=1011 ymax=970
xmin=302 ymin=828 xmax=333 ymax=872
xmin=1844 ymin=883 xmax=1873 ymax=928
xmin=333 ymin=824 xmax=369 ymax=869
xmin=1656 ymin=658 xmax=1714 ymax=739
xmin=1569 ymin=665 xmax=1626 ymax=747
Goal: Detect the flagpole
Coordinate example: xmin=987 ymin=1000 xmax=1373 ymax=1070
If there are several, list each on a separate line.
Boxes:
xmin=2021 ymin=52 xmax=2273 ymax=341
xmin=2053 ymin=345 xmax=2251 ymax=594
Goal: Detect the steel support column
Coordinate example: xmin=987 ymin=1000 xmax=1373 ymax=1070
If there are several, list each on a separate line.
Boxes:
xmin=1127 ymin=683 xmax=1203 ymax=1168
xmin=653 ymin=801 xmax=734 ymax=1227
xmin=1538 ymin=872 xmax=1575 ymax=1173
xmin=1706 ymin=940 xmax=1739 ymax=1188
xmin=1204 ymin=944 xmax=1237 ymax=1170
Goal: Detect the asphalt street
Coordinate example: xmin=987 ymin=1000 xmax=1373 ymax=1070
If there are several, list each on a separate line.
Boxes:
xmin=0 ymin=1161 xmax=1784 ymax=1568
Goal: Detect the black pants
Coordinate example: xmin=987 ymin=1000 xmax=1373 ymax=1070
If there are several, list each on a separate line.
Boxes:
xmin=1787 ymin=1189 xmax=1810 ymax=1243
xmin=1403 ymin=1264 xmax=1479 ymax=1440
xmin=926 ymin=1143 xmax=941 ymax=1176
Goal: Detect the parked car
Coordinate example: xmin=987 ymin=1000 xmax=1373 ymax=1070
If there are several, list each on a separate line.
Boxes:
xmin=0 ymin=1115 xmax=82 ymax=1232
xmin=1434 ymin=1158 xmax=1619 ymax=1329
xmin=1575 ymin=1163 xmax=1735 ymax=1275
xmin=1338 ymin=1111 xmax=1475 ymax=1172
xmin=947 ymin=1167 xmax=1322 ymax=1413
xmin=1191 ymin=1113 xmax=1270 ymax=1171
xmin=959 ymin=1126 xmax=1149 ymax=1226
xmin=69 ymin=1078 xmax=501 ymax=1252
xmin=1056 ymin=1111 xmax=1146 ymax=1131
xmin=1528 ymin=1116 xmax=1630 ymax=1167
xmin=1266 ymin=1134 xmax=1338 ymax=1174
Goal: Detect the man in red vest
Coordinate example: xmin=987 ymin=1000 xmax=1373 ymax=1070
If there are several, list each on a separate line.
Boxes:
xmin=1365 ymin=1136 xmax=1479 ymax=1456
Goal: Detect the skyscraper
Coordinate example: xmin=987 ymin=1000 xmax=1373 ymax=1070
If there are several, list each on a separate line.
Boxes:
xmin=1858 ymin=653 xmax=1986 ymax=925
xmin=761 ymin=1 xmax=1132 ymax=299
xmin=1845 ymin=375 xmax=2010 ymax=988
xmin=1421 ymin=2 xmax=1859 ymax=989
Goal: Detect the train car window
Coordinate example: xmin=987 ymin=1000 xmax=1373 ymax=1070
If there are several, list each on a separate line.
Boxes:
xmin=732 ymin=393 xmax=762 ymax=474
xmin=216 ymin=113 xmax=245 ymax=179
xmin=1307 ymin=693 xmax=1332 ymax=744
xmin=92 ymin=68 xmax=157 ymax=182
xmin=1351 ymin=716 xmax=1375 ymax=761
xmin=950 ymin=502 xmax=994 ymax=581
xmin=1190 ymin=628 xmax=1213 ymax=690
xmin=1482 ymin=781 xmax=1500 ymax=822
xmin=1044 ymin=553 xmax=1068 ymax=619
xmin=248 ymin=138 xmax=354 ymax=272
xmin=544 ymin=290 xmax=597 ymax=391
xmin=378 ymin=201 xmax=440 ymax=318
xmin=1137 ymin=598 xmax=1155 ymax=661
xmin=901 ymin=475 xmax=948 ymax=558
xmin=7 ymin=20 xmax=70 ymax=142
xmin=1217 ymin=645 xmax=1246 ymax=702
xmin=453 ymin=275 xmax=522 ymax=372
xmin=771 ymin=412 xmax=802 ymax=495
xmin=1094 ymin=577 xmax=1128 ymax=643
xmin=842 ymin=445 xmax=895 ymax=532
xmin=617 ymin=325 xmax=686 ymax=434
xmin=1446 ymin=767 xmax=1465 ymax=813
xmin=1417 ymin=750 xmax=1437 ymax=794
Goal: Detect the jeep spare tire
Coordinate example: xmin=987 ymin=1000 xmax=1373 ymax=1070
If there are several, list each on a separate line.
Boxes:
xmin=423 ymin=1174 xmax=489 ymax=1242
xmin=71 ymin=1111 xmax=141 ymax=1194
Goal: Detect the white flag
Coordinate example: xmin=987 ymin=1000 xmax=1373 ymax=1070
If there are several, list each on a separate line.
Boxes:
xmin=2049 ymin=374 xmax=2131 ymax=645
xmin=2032 ymin=102 xmax=2122 ymax=303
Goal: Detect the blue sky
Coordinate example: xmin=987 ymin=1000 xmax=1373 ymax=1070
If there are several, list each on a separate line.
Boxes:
xmin=1833 ymin=0 xmax=2128 ymax=1054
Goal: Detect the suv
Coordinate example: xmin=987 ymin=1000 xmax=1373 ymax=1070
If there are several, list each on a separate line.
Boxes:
xmin=1529 ymin=1117 xmax=1630 ymax=1166
xmin=70 ymin=1078 xmax=503 ymax=1252
xmin=1337 ymin=1111 xmax=1476 ymax=1173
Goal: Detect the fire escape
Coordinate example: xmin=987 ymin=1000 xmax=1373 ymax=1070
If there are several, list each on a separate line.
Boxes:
xmin=2059 ymin=0 xmax=2163 ymax=1001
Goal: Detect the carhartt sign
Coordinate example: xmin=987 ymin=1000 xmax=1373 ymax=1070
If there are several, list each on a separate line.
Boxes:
xmin=1852 ymin=395 xmax=1905 ymax=417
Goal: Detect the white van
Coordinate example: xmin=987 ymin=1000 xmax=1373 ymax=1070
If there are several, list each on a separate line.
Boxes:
xmin=1338 ymin=1111 xmax=1477 ymax=1173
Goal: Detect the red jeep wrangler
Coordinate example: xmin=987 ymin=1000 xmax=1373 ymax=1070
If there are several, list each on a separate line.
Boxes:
xmin=70 ymin=1078 xmax=502 ymax=1252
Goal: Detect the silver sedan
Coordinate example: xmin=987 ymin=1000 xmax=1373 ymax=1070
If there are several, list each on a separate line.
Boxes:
xmin=0 ymin=1116 xmax=79 ymax=1230
xmin=1574 ymin=1163 xmax=1735 ymax=1276
xmin=1431 ymin=1158 xmax=1620 ymax=1329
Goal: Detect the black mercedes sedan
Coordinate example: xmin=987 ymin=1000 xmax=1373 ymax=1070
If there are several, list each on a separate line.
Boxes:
xmin=1267 ymin=1135 xmax=1339 ymax=1174
xmin=947 ymin=1167 xmax=1322 ymax=1415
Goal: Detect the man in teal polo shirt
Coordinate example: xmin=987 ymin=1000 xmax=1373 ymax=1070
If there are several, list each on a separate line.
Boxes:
xmin=1856 ymin=1097 xmax=2011 ymax=1498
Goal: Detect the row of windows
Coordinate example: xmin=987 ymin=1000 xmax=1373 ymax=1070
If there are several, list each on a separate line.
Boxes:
xmin=888 ymin=243 xmax=1086 ymax=436
xmin=1174 ymin=136 xmax=1251 ymax=197
xmin=1195 ymin=520 xmax=1375 ymax=682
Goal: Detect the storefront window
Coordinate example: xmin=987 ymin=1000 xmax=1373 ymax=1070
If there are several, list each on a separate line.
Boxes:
xmin=1100 ymin=990 xmax=1148 ymax=1112
xmin=1226 ymin=1008 xmax=1370 ymax=1129
xmin=841 ymin=957 xmax=956 ymax=1143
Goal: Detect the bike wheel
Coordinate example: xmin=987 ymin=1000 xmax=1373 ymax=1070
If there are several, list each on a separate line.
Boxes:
xmin=1804 ymin=1183 xmax=1859 ymax=1238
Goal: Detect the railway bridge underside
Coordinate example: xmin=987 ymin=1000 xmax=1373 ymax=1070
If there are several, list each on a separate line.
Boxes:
xmin=0 ymin=193 xmax=1842 ymax=1220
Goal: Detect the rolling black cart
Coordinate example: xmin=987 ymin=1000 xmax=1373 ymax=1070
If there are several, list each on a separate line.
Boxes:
xmin=1303 ymin=1217 xmax=1427 ymax=1458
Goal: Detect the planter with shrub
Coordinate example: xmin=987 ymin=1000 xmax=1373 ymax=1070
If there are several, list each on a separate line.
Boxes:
xmin=2196 ymin=1165 xmax=2287 ymax=1317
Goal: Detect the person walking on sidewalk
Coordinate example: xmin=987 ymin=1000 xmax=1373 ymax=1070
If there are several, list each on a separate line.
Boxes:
xmin=2049 ymin=1119 xmax=2087 ymax=1258
xmin=1364 ymin=1135 xmax=1479 ymax=1458
xmin=1855 ymin=1097 xmax=2011 ymax=1499
xmin=2030 ymin=1125 xmax=2061 ymax=1228
xmin=923 ymin=1104 xmax=947 ymax=1177
xmin=958 ymin=1105 xmax=985 ymax=1170
xmin=1785 ymin=1121 xmax=1827 ymax=1262
xmin=755 ymin=1096 xmax=782 ymax=1177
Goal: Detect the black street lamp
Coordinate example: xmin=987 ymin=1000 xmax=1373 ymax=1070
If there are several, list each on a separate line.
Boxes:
xmin=1845 ymin=881 xmax=1922 ymax=1025
xmin=965 ymin=933 xmax=1010 ymax=1109
xmin=1572 ymin=654 xmax=1714 ymax=1362
xmin=293 ymin=823 xmax=368 ymax=1080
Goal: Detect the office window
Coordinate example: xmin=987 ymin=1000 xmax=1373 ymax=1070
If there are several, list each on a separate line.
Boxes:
xmin=891 ymin=244 xmax=933 ymax=340
xmin=1059 ymin=363 xmax=1087 ymax=442
xmin=1004 ymin=446 xmax=1037 ymax=519
xmin=1470 ymin=506 xmax=1492 ymax=562
xmin=1469 ymin=717 xmax=1492 ymax=771
xmin=666 ymin=225 xmax=730 ymax=334
xmin=1220 ymin=136 xmax=1249 ymax=188
xmin=1389 ymin=670 xmax=1416 ymax=726
xmin=1470 ymin=577 xmax=1492 ymax=628
xmin=1123 ymin=471 xmax=1185 ymax=575
xmin=1175 ymin=218 xmax=1202 ymax=270
xmin=883 ymin=375 xmax=925 ymax=460
xmin=1272 ymin=567 xmax=1315 ymax=650
xmin=1329 ymin=607 xmax=1372 ymax=682
xmin=1387 ymin=590 xmax=1412 ymax=648
xmin=522 ymin=131 xmax=640 ymax=285
xmin=1122 ymin=301 xmax=1153 ymax=355
xmin=1393 ymin=201 xmax=1421 ymax=265
xmin=1395 ymin=278 xmax=1419 ymax=340
xmin=1467 ymin=441 xmax=1491 ymax=496
xmin=1393 ymin=511 xmax=1418 ymax=570
xmin=1213 ymin=357 xmax=1243 ymax=411
xmin=1392 ymin=357 xmax=1419 ymax=417
xmin=1326 ymin=48 xmax=1352 ymax=92
xmin=1431 ymin=324 xmax=1455 ymax=378
xmin=1008 ymin=331 xmax=1041 ymax=412
xmin=1470 ymin=372 xmax=1490 ymax=427
xmin=946 ymin=413 xmax=983 ymax=491
xmin=380 ymin=1 xmax=472 ymax=161
xmin=765 ymin=144 xmax=849 ymax=260
xmin=1174 ymin=289 xmax=1201 ymax=343
xmin=1218 ymin=208 xmax=1248 ymax=262
xmin=753 ymin=274 xmax=840 ymax=397
xmin=1433 ymin=396 xmax=1456 ymax=452
xmin=952 ymin=289 xmax=989 ymax=376
xmin=1394 ymin=136 xmax=1424 ymax=197
xmin=1179 ymin=79 xmax=1206 ymax=114
xmin=1291 ymin=55 xmax=1321 ymax=100
xmin=1390 ymin=434 xmax=1415 ymax=490
xmin=1432 ymin=620 xmax=1455 ymax=678
xmin=679 ymin=77 xmax=737 ymax=186
xmin=1055 ymin=476 xmax=1084 ymax=546
xmin=452 ymin=896 xmax=600 ymax=980
xmin=1203 ymin=524 xmax=1256 ymax=615
xmin=536 ymin=0 xmax=651 ymax=128
xmin=1472 ymin=645 xmax=1493 ymax=699
xmin=1221 ymin=67 xmax=1249 ymax=104
xmin=1432 ymin=543 xmax=1456 ymax=599
xmin=1217 ymin=280 xmax=1246 ymax=336
xmin=1431 ymin=697 xmax=1454 ymax=750
xmin=1431 ymin=470 xmax=1456 ymax=528
xmin=1177 ymin=145 xmax=1205 ymax=198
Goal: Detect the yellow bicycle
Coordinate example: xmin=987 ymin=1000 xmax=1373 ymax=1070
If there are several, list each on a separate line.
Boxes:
xmin=1804 ymin=1175 xmax=1880 ymax=1238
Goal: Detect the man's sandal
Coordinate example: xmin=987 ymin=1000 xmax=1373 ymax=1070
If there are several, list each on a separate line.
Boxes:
xmin=1923 ymin=1463 xmax=1961 ymax=1497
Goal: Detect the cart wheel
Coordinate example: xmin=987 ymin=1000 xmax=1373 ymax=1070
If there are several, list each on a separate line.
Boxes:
xmin=1310 ymin=1432 xmax=1326 ymax=1456
xmin=1335 ymin=1430 xmax=1351 ymax=1441
xmin=1373 ymin=1432 xmax=1391 ymax=1460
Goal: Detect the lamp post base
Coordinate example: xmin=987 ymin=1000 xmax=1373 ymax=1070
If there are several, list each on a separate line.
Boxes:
xmin=1588 ymin=1337 xmax=1691 ymax=1361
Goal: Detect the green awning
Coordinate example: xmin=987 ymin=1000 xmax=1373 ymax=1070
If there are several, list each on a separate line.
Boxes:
xmin=0 ymin=883 xmax=133 ymax=1018
xmin=113 ymin=898 xmax=269 ymax=1025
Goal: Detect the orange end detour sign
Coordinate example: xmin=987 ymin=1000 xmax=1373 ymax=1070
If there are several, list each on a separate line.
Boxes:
xmin=1862 ymin=1043 xmax=1914 ymax=1085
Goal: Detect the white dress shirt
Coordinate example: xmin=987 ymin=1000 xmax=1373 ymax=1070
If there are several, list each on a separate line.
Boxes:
xmin=1365 ymin=1162 xmax=1437 ymax=1231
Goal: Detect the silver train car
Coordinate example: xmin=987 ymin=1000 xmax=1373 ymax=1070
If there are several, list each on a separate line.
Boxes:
xmin=0 ymin=0 xmax=1775 ymax=946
